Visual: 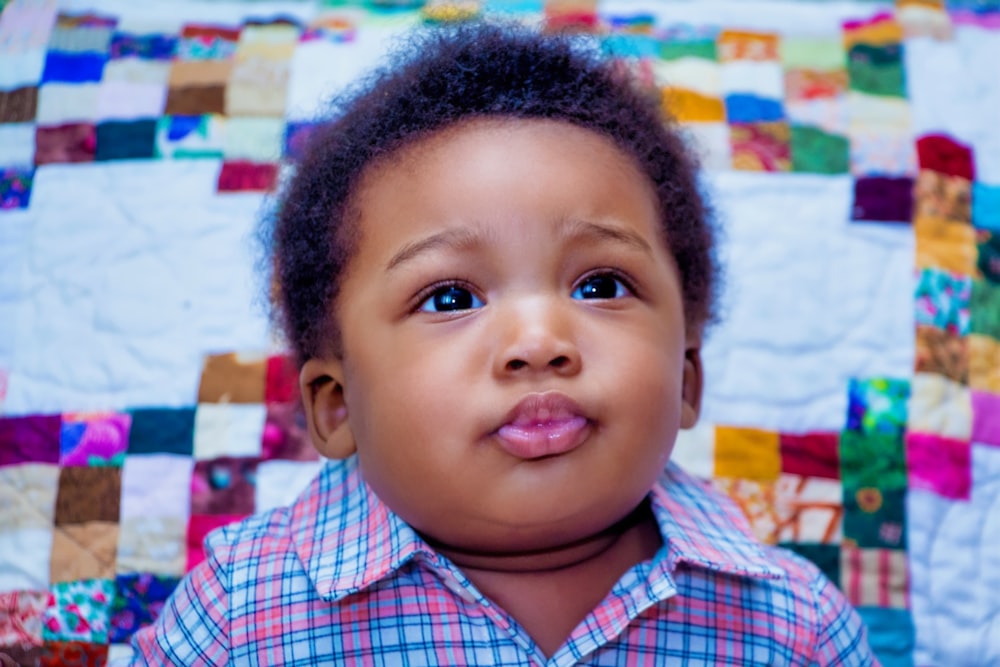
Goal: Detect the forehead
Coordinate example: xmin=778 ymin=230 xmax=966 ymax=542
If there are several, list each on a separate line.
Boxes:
xmin=348 ymin=118 xmax=665 ymax=245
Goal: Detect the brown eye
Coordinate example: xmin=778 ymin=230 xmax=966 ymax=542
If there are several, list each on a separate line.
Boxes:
xmin=572 ymin=274 xmax=629 ymax=300
xmin=418 ymin=285 xmax=484 ymax=312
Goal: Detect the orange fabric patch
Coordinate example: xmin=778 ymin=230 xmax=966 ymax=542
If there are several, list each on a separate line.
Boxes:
xmin=718 ymin=30 xmax=780 ymax=61
xmin=662 ymin=88 xmax=726 ymax=123
xmin=914 ymin=215 xmax=977 ymax=275
xmin=714 ymin=426 xmax=782 ymax=481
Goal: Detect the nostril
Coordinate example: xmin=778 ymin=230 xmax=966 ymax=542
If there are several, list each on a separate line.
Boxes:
xmin=506 ymin=359 xmax=528 ymax=371
xmin=549 ymin=355 xmax=570 ymax=368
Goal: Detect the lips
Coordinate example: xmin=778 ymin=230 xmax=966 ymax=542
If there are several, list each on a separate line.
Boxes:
xmin=494 ymin=392 xmax=591 ymax=460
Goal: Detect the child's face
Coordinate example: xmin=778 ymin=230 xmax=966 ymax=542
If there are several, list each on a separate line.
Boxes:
xmin=302 ymin=118 xmax=702 ymax=555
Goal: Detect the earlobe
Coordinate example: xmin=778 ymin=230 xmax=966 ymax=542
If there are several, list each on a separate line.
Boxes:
xmin=300 ymin=358 xmax=357 ymax=459
xmin=680 ymin=346 xmax=703 ymax=429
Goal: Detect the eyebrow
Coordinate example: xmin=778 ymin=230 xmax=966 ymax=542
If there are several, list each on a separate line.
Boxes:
xmin=562 ymin=219 xmax=654 ymax=256
xmin=385 ymin=227 xmax=484 ymax=272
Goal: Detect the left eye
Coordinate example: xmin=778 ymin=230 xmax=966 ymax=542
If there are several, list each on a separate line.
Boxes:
xmin=572 ymin=274 xmax=631 ymax=300
xmin=418 ymin=285 xmax=485 ymax=312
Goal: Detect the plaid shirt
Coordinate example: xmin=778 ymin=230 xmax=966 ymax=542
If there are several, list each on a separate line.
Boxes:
xmin=122 ymin=456 xmax=878 ymax=666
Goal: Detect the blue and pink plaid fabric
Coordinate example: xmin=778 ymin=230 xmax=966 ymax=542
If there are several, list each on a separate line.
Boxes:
xmin=120 ymin=456 xmax=877 ymax=666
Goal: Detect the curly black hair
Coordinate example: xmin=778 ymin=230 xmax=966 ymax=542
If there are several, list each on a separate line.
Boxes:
xmin=268 ymin=20 xmax=719 ymax=365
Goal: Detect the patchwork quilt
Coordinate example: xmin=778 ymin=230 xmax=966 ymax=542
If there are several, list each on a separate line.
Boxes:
xmin=1 ymin=0 xmax=999 ymax=664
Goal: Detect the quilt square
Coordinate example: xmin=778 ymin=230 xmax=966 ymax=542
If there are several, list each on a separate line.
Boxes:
xmin=96 ymin=81 xmax=167 ymax=122
xmin=109 ymin=33 xmax=177 ymax=60
xmin=0 ymin=87 xmax=39 ymax=123
xmin=193 ymin=404 xmax=266 ymax=460
xmin=971 ymin=390 xmax=1000 ymax=446
xmin=0 ymin=415 xmax=61 ymax=467
xmin=724 ymin=93 xmax=784 ymax=124
xmin=261 ymin=403 xmax=318 ymax=462
xmin=916 ymin=133 xmax=975 ymax=181
xmin=300 ymin=14 xmax=358 ymax=44
xmin=225 ymin=58 xmax=291 ymax=118
xmin=842 ymin=484 xmax=906 ymax=550
xmin=915 ymin=268 xmax=972 ymax=335
xmin=59 ymin=412 xmax=130 ymax=467
xmin=783 ymin=69 xmax=848 ymax=102
xmin=729 ymin=121 xmax=790 ymax=172
xmin=0 ymin=123 xmax=37 ymax=167
xmin=177 ymin=24 xmax=240 ymax=61
xmin=42 ymin=578 xmax=115 ymax=643
xmin=662 ymin=88 xmax=726 ymax=123
xmin=839 ymin=430 xmax=907 ymax=490
xmin=120 ymin=454 xmax=193 ymax=522
xmin=909 ymin=373 xmax=972 ymax=440
xmin=47 ymin=25 xmax=114 ymax=55
xmin=53 ymin=467 xmax=121 ymax=526
xmin=49 ymin=522 xmax=119 ymax=584
xmin=973 ymin=183 xmax=1000 ymax=232
xmin=915 ymin=325 xmax=968 ymax=384
xmin=0 ymin=463 xmax=59 ymax=531
xmin=190 ymin=457 xmax=259 ymax=516
xmin=94 ymin=119 xmax=157 ymax=161
xmin=779 ymin=432 xmax=840 ymax=479
xmin=914 ymin=215 xmax=977 ymax=275
xmin=126 ymin=407 xmax=195 ymax=456
xmin=34 ymin=123 xmax=97 ymax=165
xmin=843 ymin=12 xmax=903 ymax=48
xmin=846 ymin=377 xmax=910 ymax=438
xmin=154 ymin=114 xmax=225 ymax=159
xmin=855 ymin=607 xmax=915 ymax=667
xmin=789 ymin=124 xmax=849 ymax=174
xmin=221 ymin=116 xmax=284 ymax=162
xmin=979 ymin=230 xmax=1000 ymax=283
xmin=969 ymin=334 xmax=1000 ymax=393
xmin=717 ymin=29 xmax=779 ymax=62
xmin=849 ymin=124 xmax=916 ymax=177
xmin=265 ymin=354 xmax=298 ymax=404
xmin=841 ymin=545 xmax=910 ymax=609
xmin=0 ymin=168 xmax=35 ymax=211
xmin=40 ymin=52 xmax=106 ymax=84
xmin=39 ymin=640 xmax=108 ymax=666
xmin=970 ymin=278 xmax=1000 ymax=339
xmin=852 ymin=176 xmax=913 ymax=223
xmin=670 ymin=422 xmax=715 ymax=480
xmin=779 ymin=36 xmax=845 ymax=71
xmin=186 ymin=514 xmax=245 ymax=572
xmin=714 ymin=426 xmax=781 ymax=481
xmin=197 ymin=351 xmax=267 ymax=404
xmin=216 ymin=160 xmax=278 ymax=192
xmin=906 ymin=431 xmax=972 ymax=500
xmin=165 ymin=61 xmax=231 ymax=115
xmin=115 ymin=516 xmax=187 ymax=577
xmin=108 ymin=573 xmax=179 ymax=644
xmin=711 ymin=477 xmax=778 ymax=544
xmin=0 ymin=590 xmax=48 ymax=645
xmin=914 ymin=170 xmax=971 ymax=223
xmin=846 ymin=43 xmax=906 ymax=98
xmin=773 ymin=474 xmax=843 ymax=544
xmin=36 ymin=83 xmax=99 ymax=126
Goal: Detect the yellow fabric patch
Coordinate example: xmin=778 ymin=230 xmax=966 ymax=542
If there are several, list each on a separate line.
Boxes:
xmin=714 ymin=426 xmax=781 ymax=481
xmin=969 ymin=334 xmax=1000 ymax=392
xmin=914 ymin=215 xmax=977 ymax=275
xmin=662 ymin=88 xmax=726 ymax=123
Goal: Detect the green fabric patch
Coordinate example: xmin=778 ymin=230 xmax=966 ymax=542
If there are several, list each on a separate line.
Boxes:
xmin=847 ymin=43 xmax=906 ymax=98
xmin=659 ymin=39 xmax=716 ymax=62
xmin=843 ymin=485 xmax=907 ymax=550
xmin=781 ymin=36 xmax=845 ymax=70
xmin=978 ymin=232 xmax=1000 ymax=284
xmin=840 ymin=430 xmax=907 ymax=489
xmin=790 ymin=125 xmax=849 ymax=174
xmin=970 ymin=279 xmax=1000 ymax=338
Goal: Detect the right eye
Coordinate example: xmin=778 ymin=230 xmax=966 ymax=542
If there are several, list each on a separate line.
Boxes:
xmin=417 ymin=285 xmax=484 ymax=313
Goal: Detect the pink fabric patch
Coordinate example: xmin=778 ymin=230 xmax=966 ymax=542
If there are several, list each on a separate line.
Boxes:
xmin=906 ymin=432 xmax=972 ymax=500
xmin=185 ymin=514 xmax=245 ymax=572
xmin=971 ymin=391 xmax=1000 ymax=446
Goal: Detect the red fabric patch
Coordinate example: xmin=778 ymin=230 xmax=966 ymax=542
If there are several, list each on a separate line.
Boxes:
xmin=186 ymin=514 xmax=246 ymax=572
xmin=39 ymin=640 xmax=108 ymax=666
xmin=779 ymin=432 xmax=841 ymax=479
xmin=916 ymin=134 xmax=975 ymax=181
xmin=265 ymin=354 xmax=298 ymax=404
xmin=217 ymin=161 xmax=278 ymax=192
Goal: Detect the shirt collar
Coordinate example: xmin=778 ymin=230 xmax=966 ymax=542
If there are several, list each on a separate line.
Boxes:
xmin=291 ymin=456 xmax=785 ymax=602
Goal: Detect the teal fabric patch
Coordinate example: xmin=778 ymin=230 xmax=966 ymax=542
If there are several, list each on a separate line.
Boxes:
xmin=970 ymin=279 xmax=1000 ymax=338
xmin=915 ymin=268 xmax=972 ymax=335
xmin=856 ymin=607 xmax=915 ymax=667
xmin=847 ymin=43 xmax=906 ymax=98
xmin=790 ymin=124 xmax=849 ymax=174
xmin=978 ymin=232 xmax=1000 ymax=284
xmin=95 ymin=120 xmax=157 ymax=161
xmin=973 ymin=183 xmax=1000 ymax=231
xmin=843 ymin=485 xmax=907 ymax=549
xmin=126 ymin=407 xmax=195 ymax=456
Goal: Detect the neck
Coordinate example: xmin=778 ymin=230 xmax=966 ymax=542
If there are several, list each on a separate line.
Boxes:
xmin=423 ymin=500 xmax=660 ymax=574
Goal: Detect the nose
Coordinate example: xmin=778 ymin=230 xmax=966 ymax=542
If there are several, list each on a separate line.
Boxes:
xmin=493 ymin=298 xmax=582 ymax=378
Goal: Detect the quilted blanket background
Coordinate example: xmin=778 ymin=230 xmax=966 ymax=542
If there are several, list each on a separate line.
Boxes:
xmin=1 ymin=0 xmax=999 ymax=664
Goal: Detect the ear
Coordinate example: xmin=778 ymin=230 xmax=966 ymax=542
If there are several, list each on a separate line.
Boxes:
xmin=299 ymin=358 xmax=356 ymax=459
xmin=680 ymin=344 xmax=703 ymax=429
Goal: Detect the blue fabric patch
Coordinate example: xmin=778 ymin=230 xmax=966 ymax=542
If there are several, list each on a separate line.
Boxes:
xmin=973 ymin=182 xmax=1000 ymax=231
xmin=126 ymin=407 xmax=195 ymax=456
xmin=41 ymin=51 xmax=107 ymax=83
xmin=110 ymin=33 xmax=178 ymax=60
xmin=725 ymin=94 xmax=785 ymax=123
xmin=166 ymin=115 xmax=203 ymax=141
xmin=602 ymin=33 xmax=660 ymax=59
xmin=856 ymin=607 xmax=915 ymax=667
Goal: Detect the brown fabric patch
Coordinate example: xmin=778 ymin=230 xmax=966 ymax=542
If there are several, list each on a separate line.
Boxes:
xmin=168 ymin=60 xmax=232 ymax=87
xmin=197 ymin=352 xmax=267 ymax=404
xmin=53 ymin=466 xmax=121 ymax=526
xmin=915 ymin=325 xmax=969 ymax=384
xmin=49 ymin=522 xmax=119 ymax=584
xmin=164 ymin=85 xmax=226 ymax=115
xmin=35 ymin=124 xmax=96 ymax=165
xmin=0 ymin=87 xmax=38 ymax=123
xmin=914 ymin=169 xmax=972 ymax=223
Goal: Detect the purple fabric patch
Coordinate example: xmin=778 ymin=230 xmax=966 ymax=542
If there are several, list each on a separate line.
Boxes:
xmin=0 ymin=415 xmax=61 ymax=466
xmin=852 ymin=176 xmax=914 ymax=223
xmin=971 ymin=391 xmax=1000 ymax=446
xmin=906 ymin=432 xmax=972 ymax=500
xmin=59 ymin=412 xmax=131 ymax=466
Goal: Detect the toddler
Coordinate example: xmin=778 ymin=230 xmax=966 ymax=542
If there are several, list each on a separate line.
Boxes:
xmin=126 ymin=21 xmax=878 ymax=666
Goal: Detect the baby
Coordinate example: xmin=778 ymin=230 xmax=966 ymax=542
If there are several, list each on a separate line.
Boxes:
xmin=126 ymin=21 xmax=878 ymax=666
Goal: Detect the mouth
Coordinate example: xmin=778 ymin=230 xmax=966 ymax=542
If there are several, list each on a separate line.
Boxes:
xmin=493 ymin=392 xmax=592 ymax=460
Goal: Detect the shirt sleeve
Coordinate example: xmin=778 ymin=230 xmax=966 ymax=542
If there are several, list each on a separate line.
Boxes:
xmin=807 ymin=570 xmax=882 ymax=667
xmin=123 ymin=538 xmax=232 ymax=666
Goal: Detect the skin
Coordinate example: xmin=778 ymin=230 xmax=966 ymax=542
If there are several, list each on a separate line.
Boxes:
xmin=301 ymin=118 xmax=703 ymax=657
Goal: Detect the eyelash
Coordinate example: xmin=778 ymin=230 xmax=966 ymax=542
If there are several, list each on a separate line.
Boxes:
xmin=574 ymin=269 xmax=639 ymax=299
